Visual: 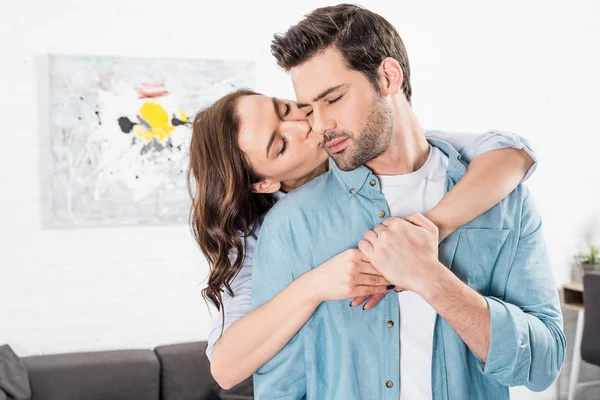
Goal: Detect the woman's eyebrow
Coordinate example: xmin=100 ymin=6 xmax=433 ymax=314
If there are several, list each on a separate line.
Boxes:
xmin=266 ymin=130 xmax=277 ymax=159
xmin=271 ymin=97 xmax=282 ymax=120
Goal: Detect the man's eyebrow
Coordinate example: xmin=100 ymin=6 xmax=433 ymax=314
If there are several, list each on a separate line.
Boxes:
xmin=297 ymin=84 xmax=347 ymax=108
xmin=266 ymin=130 xmax=277 ymax=160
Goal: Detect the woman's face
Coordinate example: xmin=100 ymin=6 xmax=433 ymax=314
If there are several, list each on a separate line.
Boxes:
xmin=236 ymin=94 xmax=329 ymax=193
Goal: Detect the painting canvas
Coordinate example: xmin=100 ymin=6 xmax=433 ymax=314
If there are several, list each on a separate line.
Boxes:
xmin=46 ymin=54 xmax=255 ymax=227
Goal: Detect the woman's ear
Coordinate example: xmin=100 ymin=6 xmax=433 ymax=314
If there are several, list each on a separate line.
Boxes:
xmin=251 ymin=179 xmax=282 ymax=194
xmin=377 ymin=57 xmax=403 ymax=96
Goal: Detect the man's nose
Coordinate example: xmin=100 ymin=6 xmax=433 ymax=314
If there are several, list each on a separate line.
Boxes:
xmin=311 ymin=110 xmax=335 ymax=136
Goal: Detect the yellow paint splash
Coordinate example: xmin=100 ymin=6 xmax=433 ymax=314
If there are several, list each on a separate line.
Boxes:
xmin=179 ymin=109 xmax=188 ymax=123
xmin=134 ymin=102 xmax=175 ymax=142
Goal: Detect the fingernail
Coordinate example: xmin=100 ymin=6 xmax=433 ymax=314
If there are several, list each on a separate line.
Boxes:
xmin=386 ymin=284 xmax=395 ymax=290
xmin=349 ymin=301 xmax=354 ymax=307
xmin=362 ymin=304 xmax=369 ymax=310
xmin=395 ymin=289 xmax=403 ymax=293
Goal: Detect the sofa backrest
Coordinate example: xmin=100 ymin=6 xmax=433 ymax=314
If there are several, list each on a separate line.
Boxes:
xmin=22 ymin=349 xmax=160 ymax=400
xmin=18 ymin=341 xmax=247 ymax=400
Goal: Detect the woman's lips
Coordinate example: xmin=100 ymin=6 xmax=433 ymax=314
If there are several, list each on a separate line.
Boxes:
xmin=326 ymin=137 xmax=349 ymax=154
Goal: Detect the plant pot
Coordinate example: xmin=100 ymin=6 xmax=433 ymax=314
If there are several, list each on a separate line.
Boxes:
xmin=573 ymin=262 xmax=600 ymax=282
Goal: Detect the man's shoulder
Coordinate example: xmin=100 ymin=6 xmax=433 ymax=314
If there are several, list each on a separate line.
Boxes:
xmin=265 ymin=171 xmax=337 ymax=218
xmin=259 ymin=170 xmax=339 ymax=237
xmin=463 ymin=182 xmax=532 ymax=232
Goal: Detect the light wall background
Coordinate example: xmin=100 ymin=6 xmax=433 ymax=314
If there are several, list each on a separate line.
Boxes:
xmin=1 ymin=1 xmax=599 ymax=399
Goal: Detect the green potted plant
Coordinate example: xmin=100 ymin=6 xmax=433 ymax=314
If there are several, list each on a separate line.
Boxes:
xmin=573 ymin=245 xmax=600 ymax=282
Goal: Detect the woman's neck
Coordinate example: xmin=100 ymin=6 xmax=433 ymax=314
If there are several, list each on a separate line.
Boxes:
xmin=280 ymin=161 xmax=329 ymax=193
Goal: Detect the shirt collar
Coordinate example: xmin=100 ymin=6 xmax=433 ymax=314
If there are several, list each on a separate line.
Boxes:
xmin=272 ymin=190 xmax=286 ymax=201
xmin=330 ymin=137 xmax=468 ymax=196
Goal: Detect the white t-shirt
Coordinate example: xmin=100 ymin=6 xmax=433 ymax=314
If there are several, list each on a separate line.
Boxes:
xmin=377 ymin=145 xmax=449 ymax=400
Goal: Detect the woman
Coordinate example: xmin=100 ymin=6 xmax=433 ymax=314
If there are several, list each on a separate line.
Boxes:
xmin=188 ymin=89 xmax=536 ymax=389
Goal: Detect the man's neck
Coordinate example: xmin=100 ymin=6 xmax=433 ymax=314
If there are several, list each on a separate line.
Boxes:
xmin=366 ymin=97 xmax=430 ymax=176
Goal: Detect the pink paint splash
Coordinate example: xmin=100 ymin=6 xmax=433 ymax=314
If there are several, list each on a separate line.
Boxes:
xmin=137 ymin=80 xmax=169 ymax=98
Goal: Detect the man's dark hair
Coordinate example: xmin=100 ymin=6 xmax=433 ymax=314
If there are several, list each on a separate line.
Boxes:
xmin=271 ymin=4 xmax=412 ymax=103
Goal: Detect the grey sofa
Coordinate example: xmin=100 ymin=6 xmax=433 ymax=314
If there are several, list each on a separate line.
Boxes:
xmin=582 ymin=271 xmax=600 ymax=367
xmin=16 ymin=341 xmax=252 ymax=400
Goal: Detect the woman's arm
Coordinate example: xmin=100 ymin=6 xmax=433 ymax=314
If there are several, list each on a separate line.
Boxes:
xmin=210 ymin=272 xmax=318 ymax=389
xmin=424 ymin=130 xmax=536 ymax=241
xmin=210 ymin=248 xmax=391 ymax=389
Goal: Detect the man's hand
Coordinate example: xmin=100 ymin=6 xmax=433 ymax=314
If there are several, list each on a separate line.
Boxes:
xmin=358 ymin=213 xmax=443 ymax=295
xmin=360 ymin=213 xmax=492 ymax=362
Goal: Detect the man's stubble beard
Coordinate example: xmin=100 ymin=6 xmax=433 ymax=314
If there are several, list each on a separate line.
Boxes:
xmin=331 ymin=95 xmax=395 ymax=171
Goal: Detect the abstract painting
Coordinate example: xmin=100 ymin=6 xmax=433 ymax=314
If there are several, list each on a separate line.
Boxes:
xmin=46 ymin=54 xmax=255 ymax=227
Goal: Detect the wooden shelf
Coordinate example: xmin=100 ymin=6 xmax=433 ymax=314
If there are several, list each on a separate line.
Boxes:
xmin=561 ymin=282 xmax=584 ymax=311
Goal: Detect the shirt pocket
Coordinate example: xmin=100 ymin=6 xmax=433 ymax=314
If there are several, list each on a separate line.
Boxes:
xmin=450 ymin=228 xmax=512 ymax=295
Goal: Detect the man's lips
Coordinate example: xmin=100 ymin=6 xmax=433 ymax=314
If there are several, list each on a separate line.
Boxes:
xmin=325 ymin=137 xmax=349 ymax=154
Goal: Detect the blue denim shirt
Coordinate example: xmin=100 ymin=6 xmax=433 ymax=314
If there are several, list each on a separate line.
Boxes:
xmin=251 ymin=139 xmax=565 ymax=400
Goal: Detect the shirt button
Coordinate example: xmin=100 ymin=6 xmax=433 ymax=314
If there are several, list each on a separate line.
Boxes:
xmin=377 ymin=210 xmax=385 ymax=218
xmin=369 ymin=179 xmax=377 ymax=186
xmin=386 ymin=320 xmax=394 ymax=328
xmin=349 ymin=188 xmax=356 ymax=194
xmin=386 ymin=380 xmax=394 ymax=388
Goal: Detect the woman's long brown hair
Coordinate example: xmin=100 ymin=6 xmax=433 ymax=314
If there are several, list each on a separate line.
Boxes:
xmin=187 ymin=89 xmax=276 ymax=323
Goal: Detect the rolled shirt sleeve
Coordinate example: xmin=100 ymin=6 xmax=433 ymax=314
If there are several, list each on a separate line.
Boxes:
xmin=425 ymin=129 xmax=538 ymax=181
xmin=480 ymin=188 xmax=566 ymax=391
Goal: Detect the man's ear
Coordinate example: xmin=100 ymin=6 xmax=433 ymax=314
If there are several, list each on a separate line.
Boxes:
xmin=377 ymin=57 xmax=403 ymax=96
xmin=251 ymin=179 xmax=282 ymax=194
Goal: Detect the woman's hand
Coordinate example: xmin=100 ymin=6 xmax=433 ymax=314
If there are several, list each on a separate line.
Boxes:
xmin=306 ymin=248 xmax=393 ymax=309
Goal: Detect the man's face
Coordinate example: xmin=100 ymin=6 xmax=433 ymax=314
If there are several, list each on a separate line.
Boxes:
xmin=291 ymin=46 xmax=394 ymax=171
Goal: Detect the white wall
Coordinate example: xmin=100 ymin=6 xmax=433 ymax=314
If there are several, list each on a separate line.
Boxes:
xmin=1 ymin=0 xmax=598 ymax=398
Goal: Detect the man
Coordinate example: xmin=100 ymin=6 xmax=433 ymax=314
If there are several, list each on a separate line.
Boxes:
xmin=251 ymin=4 xmax=565 ymax=399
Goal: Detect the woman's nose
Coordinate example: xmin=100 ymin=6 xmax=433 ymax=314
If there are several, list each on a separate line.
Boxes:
xmin=282 ymin=120 xmax=312 ymax=140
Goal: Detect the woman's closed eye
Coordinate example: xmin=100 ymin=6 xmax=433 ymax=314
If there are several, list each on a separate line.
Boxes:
xmin=279 ymin=137 xmax=288 ymax=155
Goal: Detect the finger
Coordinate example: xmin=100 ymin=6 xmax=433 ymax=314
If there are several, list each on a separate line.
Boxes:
xmin=394 ymin=285 xmax=405 ymax=293
xmin=358 ymin=239 xmax=374 ymax=259
xmin=355 ymin=285 xmax=390 ymax=297
xmin=362 ymin=230 xmax=378 ymax=245
xmin=355 ymin=260 xmax=381 ymax=275
xmin=355 ymin=273 xmax=392 ymax=287
xmin=404 ymin=212 xmax=437 ymax=232
xmin=350 ymin=296 xmax=368 ymax=307
xmin=373 ymin=224 xmax=387 ymax=234
xmin=381 ymin=217 xmax=400 ymax=228
xmin=362 ymin=292 xmax=386 ymax=310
